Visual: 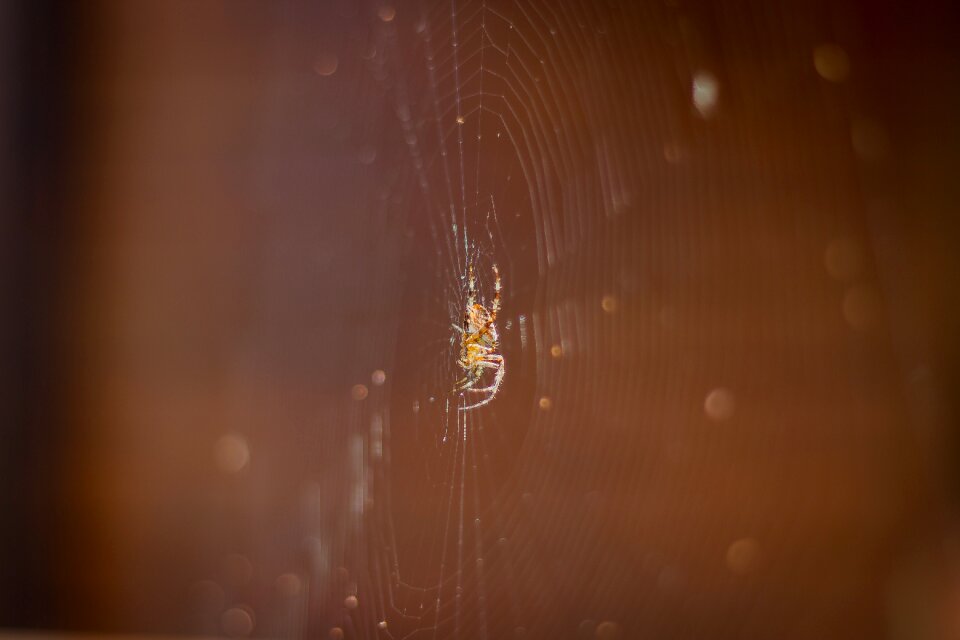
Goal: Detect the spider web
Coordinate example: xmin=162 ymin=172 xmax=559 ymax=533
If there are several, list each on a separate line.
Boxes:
xmin=321 ymin=2 xmax=668 ymax=638
xmin=238 ymin=1 xmax=916 ymax=639
xmin=355 ymin=2 xmax=539 ymax=637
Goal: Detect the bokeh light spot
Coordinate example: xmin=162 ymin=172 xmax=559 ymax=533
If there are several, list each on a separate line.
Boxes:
xmin=371 ymin=369 xmax=386 ymax=386
xmin=214 ymin=434 xmax=250 ymax=474
xmin=692 ymin=71 xmax=719 ymax=117
xmin=578 ymin=619 xmax=597 ymax=638
xmin=824 ymin=237 xmax=865 ymax=282
xmin=726 ymin=537 xmax=762 ymax=575
xmin=813 ymin=43 xmax=851 ymax=82
xmin=222 ymin=553 xmax=253 ymax=587
xmin=657 ymin=565 xmax=685 ymax=592
xmin=704 ymin=388 xmax=735 ymax=421
xmin=663 ymin=142 xmax=683 ymax=164
xmin=595 ymin=620 xmax=621 ymax=639
xmin=351 ymin=384 xmax=369 ymax=400
xmin=275 ymin=572 xmax=302 ymax=598
xmin=601 ymin=295 xmax=618 ymax=313
xmin=188 ymin=579 xmax=225 ymax=613
xmin=314 ymin=53 xmax=339 ymax=77
xmin=221 ymin=606 xmax=255 ymax=637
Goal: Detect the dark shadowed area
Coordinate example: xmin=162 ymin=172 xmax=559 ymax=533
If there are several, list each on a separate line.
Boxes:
xmin=1 ymin=1 xmax=959 ymax=639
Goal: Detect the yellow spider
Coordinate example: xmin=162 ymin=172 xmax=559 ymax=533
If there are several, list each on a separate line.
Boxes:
xmin=452 ymin=262 xmax=504 ymax=411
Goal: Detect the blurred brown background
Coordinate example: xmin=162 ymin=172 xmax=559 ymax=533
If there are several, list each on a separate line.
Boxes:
xmin=1 ymin=0 xmax=959 ymax=638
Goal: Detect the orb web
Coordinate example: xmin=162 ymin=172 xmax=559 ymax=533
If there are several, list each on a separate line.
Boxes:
xmin=246 ymin=1 xmax=907 ymax=639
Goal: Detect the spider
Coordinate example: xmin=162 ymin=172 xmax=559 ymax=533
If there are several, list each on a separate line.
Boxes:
xmin=452 ymin=261 xmax=505 ymax=411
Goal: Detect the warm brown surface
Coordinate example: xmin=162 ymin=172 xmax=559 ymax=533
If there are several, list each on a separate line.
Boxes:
xmin=2 ymin=0 xmax=959 ymax=638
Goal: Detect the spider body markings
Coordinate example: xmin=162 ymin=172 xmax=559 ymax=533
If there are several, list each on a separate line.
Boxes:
xmin=452 ymin=262 xmax=505 ymax=411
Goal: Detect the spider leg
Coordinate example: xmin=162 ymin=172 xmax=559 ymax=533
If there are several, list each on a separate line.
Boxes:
xmin=463 ymin=366 xmax=497 ymax=391
xmin=489 ymin=264 xmax=501 ymax=321
xmin=464 ymin=356 xmax=504 ymax=392
xmin=459 ymin=358 xmax=505 ymax=408
xmin=459 ymin=264 xmax=476 ymax=369
xmin=464 ymin=263 xmax=476 ymax=332
xmin=458 ymin=390 xmax=496 ymax=411
xmin=454 ymin=364 xmax=483 ymax=391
